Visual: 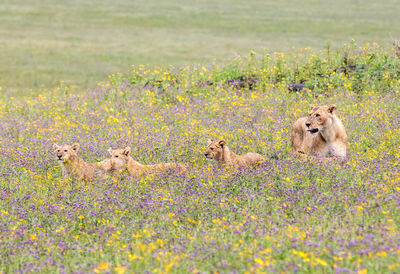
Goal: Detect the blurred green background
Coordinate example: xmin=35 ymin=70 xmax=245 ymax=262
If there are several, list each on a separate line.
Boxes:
xmin=1 ymin=0 xmax=399 ymax=93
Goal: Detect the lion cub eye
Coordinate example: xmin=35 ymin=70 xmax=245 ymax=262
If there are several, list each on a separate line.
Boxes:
xmin=315 ymin=114 xmax=320 ymax=117
xmin=115 ymin=155 xmax=119 ymax=158
xmin=210 ymin=147 xmax=214 ymax=151
xmin=64 ymin=150 xmax=68 ymax=152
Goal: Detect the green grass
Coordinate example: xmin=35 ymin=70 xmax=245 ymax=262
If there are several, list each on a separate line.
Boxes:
xmin=1 ymin=0 xmax=400 ymax=93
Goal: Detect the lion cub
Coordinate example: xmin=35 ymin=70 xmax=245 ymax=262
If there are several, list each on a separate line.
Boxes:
xmin=53 ymin=143 xmax=110 ymax=181
xmin=291 ymin=104 xmax=347 ymax=159
xmin=204 ymin=139 xmax=265 ymax=167
xmin=107 ymin=147 xmax=186 ymax=176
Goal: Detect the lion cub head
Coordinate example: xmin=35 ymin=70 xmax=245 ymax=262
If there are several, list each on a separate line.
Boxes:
xmin=108 ymin=146 xmax=131 ymax=171
xmin=305 ymin=104 xmax=337 ymax=136
xmin=53 ymin=143 xmax=80 ymax=162
xmin=204 ymin=139 xmax=226 ymax=160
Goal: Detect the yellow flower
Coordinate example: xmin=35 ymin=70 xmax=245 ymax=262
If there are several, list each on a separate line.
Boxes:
xmin=114 ymin=264 xmax=128 ymax=274
xmin=94 ymin=262 xmax=110 ymax=273
xmin=128 ymin=253 xmax=138 ymax=261
xmin=315 ymin=258 xmax=327 ymax=266
xmin=254 ymin=257 xmax=264 ymax=266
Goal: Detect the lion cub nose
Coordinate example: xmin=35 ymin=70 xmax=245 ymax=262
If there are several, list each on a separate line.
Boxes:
xmin=305 ymin=123 xmax=311 ymax=127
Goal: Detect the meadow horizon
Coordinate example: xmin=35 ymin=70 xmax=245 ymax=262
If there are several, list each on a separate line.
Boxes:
xmin=1 ymin=0 xmax=399 ymax=95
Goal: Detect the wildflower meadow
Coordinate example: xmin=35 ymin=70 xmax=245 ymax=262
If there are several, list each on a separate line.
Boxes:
xmin=1 ymin=43 xmax=400 ymax=273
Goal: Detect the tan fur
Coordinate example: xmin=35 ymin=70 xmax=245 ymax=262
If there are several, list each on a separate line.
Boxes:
xmin=204 ymin=139 xmax=265 ymax=167
xmin=291 ymin=104 xmax=347 ymax=159
xmin=107 ymin=147 xmax=186 ymax=176
xmin=53 ymin=143 xmax=110 ymax=181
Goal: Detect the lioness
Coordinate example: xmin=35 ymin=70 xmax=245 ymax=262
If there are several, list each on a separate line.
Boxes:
xmin=53 ymin=143 xmax=110 ymax=181
xmin=291 ymin=104 xmax=347 ymax=159
xmin=107 ymin=147 xmax=186 ymax=176
xmin=204 ymin=139 xmax=265 ymax=167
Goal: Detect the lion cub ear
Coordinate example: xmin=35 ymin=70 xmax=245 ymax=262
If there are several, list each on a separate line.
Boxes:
xmin=53 ymin=144 xmax=60 ymax=150
xmin=207 ymin=139 xmax=213 ymax=145
xmin=108 ymin=147 xmax=113 ymax=155
xmin=71 ymin=143 xmax=80 ymax=152
xmin=310 ymin=104 xmax=319 ymax=112
xmin=123 ymin=146 xmax=131 ymax=156
xmin=328 ymin=104 xmax=337 ymax=114
xmin=218 ymin=140 xmax=226 ymax=148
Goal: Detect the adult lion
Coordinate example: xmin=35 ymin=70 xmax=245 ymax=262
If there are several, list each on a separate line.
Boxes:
xmin=291 ymin=104 xmax=347 ymax=159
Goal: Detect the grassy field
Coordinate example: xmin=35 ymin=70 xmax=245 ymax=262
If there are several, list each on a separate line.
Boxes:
xmin=1 ymin=0 xmax=400 ymax=93
xmin=0 ymin=43 xmax=399 ymax=272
